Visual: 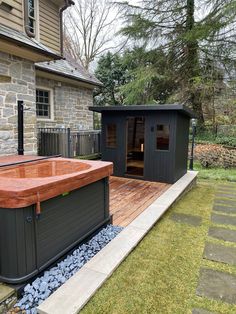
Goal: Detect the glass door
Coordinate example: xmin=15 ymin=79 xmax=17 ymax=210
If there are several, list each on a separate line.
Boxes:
xmin=126 ymin=116 xmax=145 ymax=177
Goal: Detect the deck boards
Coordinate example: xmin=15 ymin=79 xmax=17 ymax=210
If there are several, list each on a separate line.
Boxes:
xmin=110 ymin=177 xmax=170 ymax=227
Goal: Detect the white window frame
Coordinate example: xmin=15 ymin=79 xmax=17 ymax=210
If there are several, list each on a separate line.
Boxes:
xmin=24 ymin=0 xmax=38 ymax=38
xmin=36 ymin=86 xmax=54 ymax=122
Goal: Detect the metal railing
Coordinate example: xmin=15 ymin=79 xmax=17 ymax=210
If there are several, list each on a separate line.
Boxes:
xmin=38 ymin=128 xmax=101 ymax=158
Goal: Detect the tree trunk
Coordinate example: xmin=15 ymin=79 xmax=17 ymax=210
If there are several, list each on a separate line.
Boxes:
xmin=191 ymin=91 xmax=204 ymax=124
xmin=186 ymin=0 xmax=204 ymax=124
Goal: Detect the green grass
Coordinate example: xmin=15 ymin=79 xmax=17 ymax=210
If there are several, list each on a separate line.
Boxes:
xmin=193 ymin=161 xmax=236 ymax=182
xmin=81 ymin=181 xmax=236 ymax=314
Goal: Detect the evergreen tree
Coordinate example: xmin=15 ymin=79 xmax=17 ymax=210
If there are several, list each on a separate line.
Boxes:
xmin=121 ymin=0 xmax=236 ymax=123
xmin=94 ymin=52 xmax=128 ymax=106
xmin=94 ymin=48 xmax=177 ymax=106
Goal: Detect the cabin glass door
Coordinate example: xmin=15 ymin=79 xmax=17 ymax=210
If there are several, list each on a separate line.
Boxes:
xmin=125 ymin=116 xmax=145 ymax=177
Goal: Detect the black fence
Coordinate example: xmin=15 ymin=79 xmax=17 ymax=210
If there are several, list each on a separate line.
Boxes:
xmin=38 ymin=128 xmax=101 ymax=158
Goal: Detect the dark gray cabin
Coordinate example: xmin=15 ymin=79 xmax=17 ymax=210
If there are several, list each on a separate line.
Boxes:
xmin=90 ymin=104 xmax=194 ymax=184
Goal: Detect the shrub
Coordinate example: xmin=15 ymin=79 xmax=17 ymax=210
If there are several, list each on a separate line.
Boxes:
xmin=215 ymin=136 xmax=236 ymax=147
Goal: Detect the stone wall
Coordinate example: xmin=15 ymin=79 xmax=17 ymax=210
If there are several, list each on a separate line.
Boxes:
xmin=0 ymin=52 xmax=37 ymax=156
xmin=36 ymin=77 xmax=94 ymax=131
xmin=195 ymin=144 xmax=236 ymax=168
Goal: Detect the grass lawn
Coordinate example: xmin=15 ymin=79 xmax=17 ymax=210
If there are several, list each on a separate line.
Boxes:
xmin=193 ymin=161 xmax=236 ymax=182
xmin=81 ymin=180 xmax=236 ymax=314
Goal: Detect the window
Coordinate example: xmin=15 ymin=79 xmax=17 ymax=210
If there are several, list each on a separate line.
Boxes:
xmin=156 ymin=124 xmax=170 ymax=150
xmin=24 ymin=0 xmax=36 ymax=37
xmin=106 ymin=124 xmax=117 ymax=148
xmin=36 ymin=89 xmax=52 ymax=120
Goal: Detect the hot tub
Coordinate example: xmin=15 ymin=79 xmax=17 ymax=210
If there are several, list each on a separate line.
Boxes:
xmin=0 ymin=157 xmax=113 ymax=284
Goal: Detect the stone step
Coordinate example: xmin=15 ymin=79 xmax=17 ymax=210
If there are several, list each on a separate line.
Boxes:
xmin=170 ymin=212 xmax=202 ymax=226
xmin=192 ymin=309 xmax=217 ymax=314
xmin=214 ymin=199 xmax=236 ymax=207
xmin=213 ymin=204 xmax=236 ymax=214
xmin=211 ymin=213 xmax=236 ymax=227
xmin=196 ymin=268 xmax=236 ymax=304
xmin=215 ymin=193 xmax=236 ymax=199
xmin=0 ymin=283 xmax=15 ymax=303
xmin=208 ymin=226 xmax=236 ymax=243
xmin=203 ymin=242 xmax=236 ymax=266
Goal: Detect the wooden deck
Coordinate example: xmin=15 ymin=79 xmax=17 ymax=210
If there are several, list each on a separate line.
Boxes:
xmin=110 ymin=176 xmax=171 ymax=227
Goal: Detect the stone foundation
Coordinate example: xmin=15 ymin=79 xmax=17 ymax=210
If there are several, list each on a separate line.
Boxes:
xmin=0 ymin=52 xmax=37 ymax=156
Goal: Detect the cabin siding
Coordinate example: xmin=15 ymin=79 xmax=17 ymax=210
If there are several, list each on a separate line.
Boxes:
xmin=102 ymin=113 xmax=127 ymax=176
xmin=0 ymin=0 xmax=24 ymax=32
xmin=144 ymin=112 xmax=176 ymax=183
xmin=174 ymin=113 xmax=190 ymax=181
xmin=98 ymin=108 xmax=191 ymax=184
xmin=38 ymin=0 xmax=61 ymax=54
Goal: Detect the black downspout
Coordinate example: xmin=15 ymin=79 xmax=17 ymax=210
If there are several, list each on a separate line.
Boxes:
xmin=18 ymin=100 xmax=24 ymax=155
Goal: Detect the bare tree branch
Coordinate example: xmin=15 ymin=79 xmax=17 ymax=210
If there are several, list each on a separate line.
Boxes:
xmin=63 ymin=0 xmax=124 ymax=70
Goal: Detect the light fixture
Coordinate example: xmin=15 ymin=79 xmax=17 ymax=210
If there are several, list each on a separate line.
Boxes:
xmin=191 ymin=118 xmax=197 ymax=127
xmin=189 ymin=118 xmax=197 ymax=170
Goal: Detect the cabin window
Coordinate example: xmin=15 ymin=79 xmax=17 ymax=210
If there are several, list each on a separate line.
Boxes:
xmin=156 ymin=124 xmax=170 ymax=150
xmin=106 ymin=124 xmax=117 ymax=148
xmin=36 ymin=89 xmax=53 ymax=120
xmin=24 ymin=0 xmax=36 ymax=37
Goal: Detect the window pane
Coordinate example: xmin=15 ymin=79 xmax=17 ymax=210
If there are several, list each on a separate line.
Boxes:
xmin=156 ymin=124 xmax=170 ymax=150
xmin=106 ymin=124 xmax=116 ymax=148
xmin=36 ymin=89 xmax=51 ymax=119
xmin=28 ymin=0 xmax=35 ymax=17
xmin=25 ymin=0 xmax=36 ymax=36
xmin=28 ymin=18 xmax=34 ymax=33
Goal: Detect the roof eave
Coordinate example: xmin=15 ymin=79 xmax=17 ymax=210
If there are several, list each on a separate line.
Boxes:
xmin=35 ymin=65 xmax=103 ymax=87
xmin=0 ymin=34 xmax=62 ymax=61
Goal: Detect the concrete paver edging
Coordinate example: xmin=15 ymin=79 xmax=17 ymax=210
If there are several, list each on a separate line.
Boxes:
xmin=37 ymin=171 xmax=198 ymax=314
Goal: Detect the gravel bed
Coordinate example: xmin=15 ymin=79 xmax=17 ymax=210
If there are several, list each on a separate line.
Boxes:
xmin=13 ymin=225 xmax=123 ymax=313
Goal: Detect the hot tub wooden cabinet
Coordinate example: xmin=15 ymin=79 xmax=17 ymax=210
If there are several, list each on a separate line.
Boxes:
xmin=0 ymin=158 xmax=113 ymax=284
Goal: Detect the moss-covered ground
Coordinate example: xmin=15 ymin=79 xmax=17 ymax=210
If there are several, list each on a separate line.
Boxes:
xmin=81 ymin=180 xmax=236 ymax=314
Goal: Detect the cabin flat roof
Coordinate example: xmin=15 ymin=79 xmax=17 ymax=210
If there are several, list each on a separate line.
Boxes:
xmin=89 ymin=104 xmax=195 ymax=118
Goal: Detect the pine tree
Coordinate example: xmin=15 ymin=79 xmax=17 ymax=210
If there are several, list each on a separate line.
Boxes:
xmin=121 ymin=0 xmax=236 ymax=123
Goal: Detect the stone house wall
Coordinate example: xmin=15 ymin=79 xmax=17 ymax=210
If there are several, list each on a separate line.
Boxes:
xmin=0 ymin=53 xmax=95 ymax=156
xmin=36 ymin=77 xmax=94 ymax=131
xmin=0 ymin=52 xmax=37 ymax=156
